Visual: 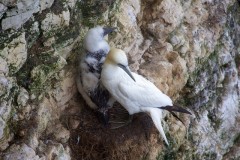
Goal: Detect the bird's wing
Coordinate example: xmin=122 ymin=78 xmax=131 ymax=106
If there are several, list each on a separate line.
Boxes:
xmin=76 ymin=74 xmax=98 ymax=109
xmin=118 ymin=73 xmax=172 ymax=108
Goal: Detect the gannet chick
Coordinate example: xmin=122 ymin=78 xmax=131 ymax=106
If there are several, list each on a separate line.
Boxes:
xmin=76 ymin=26 xmax=116 ymax=124
xmin=101 ymin=48 xmax=191 ymax=145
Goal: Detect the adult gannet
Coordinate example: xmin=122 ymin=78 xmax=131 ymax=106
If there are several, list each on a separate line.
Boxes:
xmin=101 ymin=48 xmax=191 ymax=145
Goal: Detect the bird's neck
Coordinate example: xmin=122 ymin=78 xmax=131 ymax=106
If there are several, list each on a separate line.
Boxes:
xmin=104 ymin=58 xmax=114 ymax=66
xmin=85 ymin=40 xmax=109 ymax=53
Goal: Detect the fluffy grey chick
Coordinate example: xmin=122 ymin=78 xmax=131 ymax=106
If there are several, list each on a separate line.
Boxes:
xmin=76 ymin=26 xmax=116 ymax=124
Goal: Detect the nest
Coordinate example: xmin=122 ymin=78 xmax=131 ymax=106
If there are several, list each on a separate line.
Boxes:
xmin=67 ymin=104 xmax=163 ymax=160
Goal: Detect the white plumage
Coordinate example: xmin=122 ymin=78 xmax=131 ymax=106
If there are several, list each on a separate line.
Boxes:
xmin=101 ymin=48 xmax=191 ymax=145
xmin=76 ymin=26 xmax=116 ymax=122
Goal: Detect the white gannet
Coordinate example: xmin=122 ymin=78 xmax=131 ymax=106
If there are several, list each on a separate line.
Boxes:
xmin=101 ymin=48 xmax=191 ymax=145
xmin=76 ymin=26 xmax=116 ymax=123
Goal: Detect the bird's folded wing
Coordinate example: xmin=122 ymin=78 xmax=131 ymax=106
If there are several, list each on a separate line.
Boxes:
xmin=76 ymin=74 xmax=98 ymax=109
xmin=118 ymin=74 xmax=172 ymax=108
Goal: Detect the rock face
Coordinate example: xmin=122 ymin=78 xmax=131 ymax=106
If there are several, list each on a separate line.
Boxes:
xmin=0 ymin=0 xmax=240 ymax=159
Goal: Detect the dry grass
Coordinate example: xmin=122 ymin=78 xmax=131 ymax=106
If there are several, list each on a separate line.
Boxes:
xmin=67 ymin=98 xmax=163 ymax=160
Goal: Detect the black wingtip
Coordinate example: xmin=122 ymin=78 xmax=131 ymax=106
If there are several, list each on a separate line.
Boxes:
xmin=159 ymin=105 xmax=192 ymax=115
xmin=168 ymin=111 xmax=185 ymax=125
xmin=159 ymin=105 xmax=191 ymax=126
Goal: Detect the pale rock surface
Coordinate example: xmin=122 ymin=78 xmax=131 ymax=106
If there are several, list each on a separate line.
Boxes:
xmin=30 ymin=52 xmax=67 ymax=94
xmin=47 ymin=123 xmax=70 ymax=143
xmin=1 ymin=0 xmax=39 ymax=30
xmin=0 ymin=33 xmax=27 ymax=74
xmin=39 ymin=0 xmax=54 ymax=12
xmin=56 ymin=35 xmax=81 ymax=59
xmin=51 ymin=69 xmax=77 ymax=108
xmin=0 ymin=78 xmax=14 ymax=151
xmin=17 ymin=87 xmax=29 ymax=107
xmin=38 ymin=141 xmax=71 ymax=160
xmin=111 ymin=0 xmax=150 ymax=71
xmin=0 ymin=99 xmax=13 ymax=151
xmin=41 ymin=10 xmax=70 ymax=36
xmin=0 ymin=76 xmax=10 ymax=96
xmin=67 ymin=0 xmax=78 ymax=9
xmin=0 ymin=117 xmax=9 ymax=151
xmin=3 ymin=143 xmax=41 ymax=160
xmin=0 ymin=1 xmax=17 ymax=6
xmin=0 ymin=3 xmax=7 ymax=19
xmin=0 ymin=57 xmax=8 ymax=75
xmin=1 ymin=0 xmax=55 ymax=30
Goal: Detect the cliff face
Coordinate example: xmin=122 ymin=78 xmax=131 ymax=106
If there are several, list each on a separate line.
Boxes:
xmin=0 ymin=0 xmax=240 ymax=159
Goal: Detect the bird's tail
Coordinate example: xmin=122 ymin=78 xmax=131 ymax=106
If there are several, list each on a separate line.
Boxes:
xmin=158 ymin=105 xmax=192 ymax=125
xmin=148 ymin=108 xmax=169 ymax=145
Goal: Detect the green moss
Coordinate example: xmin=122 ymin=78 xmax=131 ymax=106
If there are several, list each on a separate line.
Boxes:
xmin=109 ymin=0 xmax=121 ymax=12
xmin=189 ymin=50 xmax=219 ymax=86
xmin=16 ymin=65 xmax=32 ymax=90
xmin=233 ymin=134 xmax=240 ymax=144
xmin=21 ymin=12 xmax=40 ymax=46
xmin=157 ymin=141 xmax=195 ymax=160
xmin=207 ymin=111 xmax=222 ymax=131
xmin=0 ymin=123 xmax=10 ymax=145
xmin=163 ymin=151 xmax=177 ymax=160
xmin=54 ymin=27 xmax=80 ymax=50
xmin=16 ymin=44 xmax=66 ymax=98
xmin=227 ymin=2 xmax=240 ymax=23
xmin=8 ymin=64 xmax=18 ymax=76
xmin=156 ymin=152 xmax=164 ymax=160
xmin=202 ymin=152 xmax=217 ymax=160
xmin=51 ymin=0 xmax=68 ymax=15
xmin=156 ymin=133 xmax=178 ymax=160
xmin=29 ymin=53 xmax=66 ymax=96
xmin=77 ymin=0 xmax=118 ymax=27
xmin=182 ymin=45 xmax=221 ymax=112
xmin=78 ymin=1 xmax=100 ymax=27
xmin=156 ymin=147 xmax=177 ymax=160
xmin=44 ymin=29 xmax=59 ymax=39
xmin=1 ymin=97 xmax=18 ymax=143
xmin=0 ymin=31 xmax=22 ymax=49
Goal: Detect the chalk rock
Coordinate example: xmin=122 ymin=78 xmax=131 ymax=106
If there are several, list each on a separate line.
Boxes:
xmin=0 ymin=3 xmax=7 ymax=19
xmin=3 ymin=143 xmax=41 ymax=160
xmin=17 ymin=87 xmax=29 ymax=107
xmin=40 ymin=0 xmax=54 ymax=12
xmin=0 ymin=33 xmax=27 ymax=74
xmin=41 ymin=10 xmax=70 ymax=37
xmin=0 ymin=57 xmax=8 ymax=75
xmin=38 ymin=141 xmax=71 ymax=160
xmin=1 ymin=0 xmax=39 ymax=30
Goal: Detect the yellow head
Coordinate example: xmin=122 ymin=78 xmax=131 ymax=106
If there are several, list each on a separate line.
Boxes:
xmin=105 ymin=48 xmax=128 ymax=65
xmin=105 ymin=48 xmax=135 ymax=81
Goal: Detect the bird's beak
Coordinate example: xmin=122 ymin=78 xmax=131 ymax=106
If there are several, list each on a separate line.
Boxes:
xmin=118 ymin=64 xmax=136 ymax=82
xmin=103 ymin=27 xmax=117 ymax=36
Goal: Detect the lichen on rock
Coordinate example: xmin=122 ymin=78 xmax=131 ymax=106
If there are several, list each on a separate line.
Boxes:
xmin=0 ymin=32 xmax=27 ymax=74
xmin=41 ymin=10 xmax=70 ymax=37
